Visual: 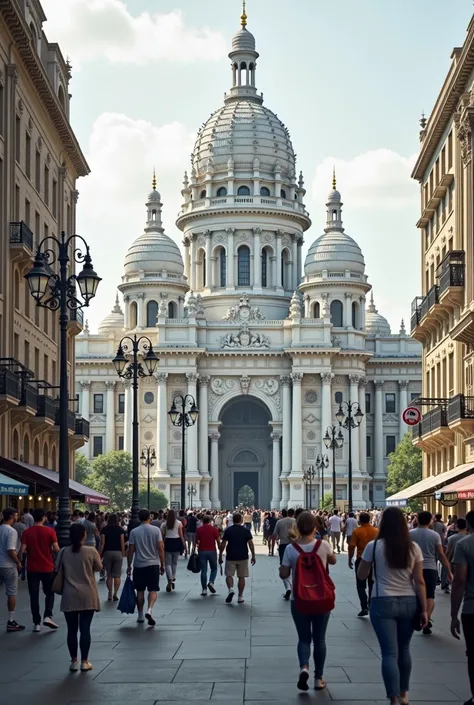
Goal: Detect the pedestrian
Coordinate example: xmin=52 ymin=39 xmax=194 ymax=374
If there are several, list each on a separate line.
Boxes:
xmin=357 ymin=507 xmax=428 ymax=705
xmin=243 ymin=509 xmax=252 ymax=531
xmin=45 ymin=511 xmax=57 ymax=529
xmin=161 ymin=508 xmax=185 ymax=593
xmin=127 ymin=509 xmax=165 ymax=626
xmin=22 ymin=507 xmax=34 ymax=528
xmin=446 ymin=518 xmax=468 ymax=564
xmin=348 ymin=511 xmax=378 ymax=617
xmin=58 ymin=522 xmax=102 ymax=672
xmin=186 ymin=512 xmax=197 ymax=554
xmin=0 ymin=508 xmax=24 ymax=632
xmin=219 ymin=512 xmax=256 ymax=604
xmin=12 ymin=513 xmax=26 ymax=580
xmin=273 ymin=508 xmax=296 ymax=600
xmin=267 ymin=511 xmax=278 ymax=556
xmin=328 ymin=510 xmax=342 ymax=553
xmin=99 ymin=513 xmax=125 ymax=601
xmin=410 ymin=510 xmax=452 ymax=634
xmin=280 ymin=511 xmax=336 ymax=692
xmin=450 ymin=510 xmax=474 ymax=705
xmin=344 ymin=512 xmax=358 ymax=549
xmin=196 ymin=514 xmax=220 ymax=596
xmin=19 ymin=508 xmax=59 ymax=632
xmin=83 ymin=511 xmax=99 ymax=548
xmin=252 ymin=508 xmax=260 ymax=534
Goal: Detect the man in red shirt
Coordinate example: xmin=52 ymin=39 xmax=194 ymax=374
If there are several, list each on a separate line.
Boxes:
xmin=19 ymin=508 xmax=59 ymax=632
xmin=196 ymin=514 xmax=220 ymax=597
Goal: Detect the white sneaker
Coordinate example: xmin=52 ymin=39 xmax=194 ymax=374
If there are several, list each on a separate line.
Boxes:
xmin=33 ymin=624 xmax=41 ymax=633
xmin=69 ymin=661 xmax=79 ymax=672
xmin=238 ymin=596 xmax=245 ymax=604
xmin=43 ymin=617 xmax=59 ymax=630
xmin=137 ymin=614 xmax=145 ymax=623
xmin=201 ymin=590 xmax=208 ymax=597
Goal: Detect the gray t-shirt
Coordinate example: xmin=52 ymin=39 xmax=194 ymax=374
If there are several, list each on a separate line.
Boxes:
xmin=447 ymin=532 xmax=467 ymax=561
xmin=129 ymin=523 xmax=163 ymax=568
xmin=83 ymin=519 xmax=97 ymax=547
xmin=410 ymin=527 xmax=441 ymax=570
xmin=0 ymin=524 xmax=18 ymax=568
xmin=453 ymin=534 xmax=474 ymax=614
xmin=273 ymin=517 xmax=296 ymax=544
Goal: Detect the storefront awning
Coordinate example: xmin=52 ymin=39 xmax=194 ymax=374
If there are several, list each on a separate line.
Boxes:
xmin=0 ymin=472 xmax=29 ymax=496
xmin=0 ymin=457 xmax=109 ymax=505
xmin=385 ymin=462 xmax=474 ymax=507
xmin=435 ymin=472 xmax=474 ymax=501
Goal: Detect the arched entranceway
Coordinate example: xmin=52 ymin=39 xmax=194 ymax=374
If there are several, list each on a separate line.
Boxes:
xmin=219 ymin=396 xmax=272 ymax=509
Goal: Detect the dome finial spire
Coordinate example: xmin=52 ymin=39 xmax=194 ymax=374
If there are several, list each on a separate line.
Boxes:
xmin=332 ymin=165 xmax=336 ymax=190
xmin=367 ymin=290 xmax=377 ymax=313
xmin=241 ymin=0 xmax=247 ymax=27
xmin=152 ymin=168 xmax=156 ymax=191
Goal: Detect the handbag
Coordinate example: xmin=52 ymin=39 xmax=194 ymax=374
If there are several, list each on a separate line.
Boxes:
xmin=117 ymin=576 xmax=136 ymax=615
xmin=372 ymin=539 xmax=423 ymax=631
xmin=187 ymin=550 xmax=201 ymax=574
xmin=52 ymin=548 xmax=65 ymax=595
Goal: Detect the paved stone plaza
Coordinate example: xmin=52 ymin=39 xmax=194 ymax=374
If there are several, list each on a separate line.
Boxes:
xmin=0 ymin=538 xmax=470 ymax=704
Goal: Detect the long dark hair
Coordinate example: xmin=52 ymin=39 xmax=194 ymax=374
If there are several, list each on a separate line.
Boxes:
xmin=167 ymin=509 xmax=176 ymax=530
xmin=70 ymin=523 xmax=86 ymax=553
xmin=378 ymin=506 xmax=413 ymax=569
xmin=107 ymin=513 xmax=118 ymax=528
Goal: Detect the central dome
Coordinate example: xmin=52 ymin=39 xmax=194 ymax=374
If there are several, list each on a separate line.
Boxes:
xmin=192 ymin=100 xmax=296 ymax=178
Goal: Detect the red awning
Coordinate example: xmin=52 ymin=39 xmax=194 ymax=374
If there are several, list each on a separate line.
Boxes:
xmin=437 ymin=473 xmax=474 ymax=501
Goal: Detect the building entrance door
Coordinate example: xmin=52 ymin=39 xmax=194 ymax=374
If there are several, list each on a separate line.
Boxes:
xmin=234 ymin=471 xmax=259 ymax=508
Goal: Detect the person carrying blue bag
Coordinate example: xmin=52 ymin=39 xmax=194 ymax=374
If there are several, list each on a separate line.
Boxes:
xmin=117 ymin=576 xmax=136 ymax=615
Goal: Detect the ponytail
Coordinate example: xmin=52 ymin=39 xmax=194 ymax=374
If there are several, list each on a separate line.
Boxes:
xmin=70 ymin=523 xmax=86 ymax=552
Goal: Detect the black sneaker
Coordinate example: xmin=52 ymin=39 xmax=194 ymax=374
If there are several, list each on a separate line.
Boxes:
xmin=225 ymin=590 xmax=235 ymax=604
xmin=463 ymin=698 xmax=474 ymax=705
xmin=145 ymin=613 xmax=156 ymax=627
xmin=422 ymin=626 xmax=432 ymax=635
xmin=284 ymin=589 xmax=291 ymax=601
xmin=297 ymin=668 xmax=309 ymax=691
xmin=7 ymin=620 xmax=25 ymax=632
xmin=357 ymin=609 xmax=369 ymax=617
xmin=207 ymin=582 xmax=216 ymax=594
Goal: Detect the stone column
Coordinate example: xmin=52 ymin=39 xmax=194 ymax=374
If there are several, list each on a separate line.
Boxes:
xmin=320 ymin=372 xmax=332 ymax=454
xmin=280 ymin=375 xmax=292 ymax=508
xmin=105 ymin=381 xmax=116 ymax=452
xmin=275 ymin=230 xmax=283 ymax=289
xmin=184 ymin=238 xmax=190 ymax=282
xmin=156 ymin=372 xmax=168 ymax=475
xmin=123 ymin=295 xmax=129 ymax=330
xmin=399 ymin=380 xmax=409 ymax=440
xmin=209 ymin=432 xmax=221 ymax=509
xmin=345 ymin=292 xmax=353 ymax=328
xmin=290 ymin=372 xmax=303 ymax=475
xmin=205 ymin=230 xmax=212 ymax=288
xmin=186 ymin=372 xmax=198 ymax=475
xmin=198 ymin=376 xmax=211 ymax=507
xmin=253 ymin=227 xmax=261 ymax=287
xmin=123 ymin=379 xmax=132 ymax=453
xmin=349 ymin=375 xmax=360 ymax=476
xmin=271 ymin=432 xmax=282 ymax=509
xmin=226 ymin=228 xmax=235 ymax=288
xmin=79 ymin=381 xmax=90 ymax=458
xmin=292 ymin=236 xmax=298 ymax=290
xmin=297 ymin=239 xmax=303 ymax=286
xmin=358 ymin=377 xmax=368 ymax=475
xmin=137 ymin=292 xmax=144 ymax=329
xmin=190 ymin=234 xmax=197 ymax=290
xmin=374 ymin=380 xmax=384 ymax=477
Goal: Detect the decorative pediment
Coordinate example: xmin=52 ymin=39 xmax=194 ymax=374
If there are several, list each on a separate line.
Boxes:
xmin=220 ymin=322 xmax=270 ymax=350
xmin=222 ymin=293 xmax=266 ymax=322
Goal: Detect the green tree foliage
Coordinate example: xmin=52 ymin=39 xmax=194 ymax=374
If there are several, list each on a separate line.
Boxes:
xmin=138 ymin=485 xmax=168 ymax=511
xmin=386 ymin=433 xmax=422 ymax=511
xmin=87 ymin=451 xmax=133 ymax=511
xmin=74 ymin=452 xmax=91 ymax=485
xmin=321 ymin=492 xmax=334 ymax=511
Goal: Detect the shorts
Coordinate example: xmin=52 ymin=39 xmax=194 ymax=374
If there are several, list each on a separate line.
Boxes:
xmin=0 ymin=567 xmax=18 ymax=597
xmin=225 ymin=559 xmax=249 ymax=578
xmin=133 ymin=565 xmax=160 ymax=593
xmin=103 ymin=551 xmax=123 ymax=579
xmin=423 ymin=568 xmax=438 ymax=599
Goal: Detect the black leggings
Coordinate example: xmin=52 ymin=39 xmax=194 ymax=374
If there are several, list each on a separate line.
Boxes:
xmin=64 ymin=610 xmax=95 ymax=661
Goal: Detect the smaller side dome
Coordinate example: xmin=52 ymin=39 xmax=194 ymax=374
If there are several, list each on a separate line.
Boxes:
xmin=365 ymin=292 xmax=391 ymax=336
xmin=98 ymin=292 xmax=124 ymax=334
xmin=232 ymin=27 xmax=256 ymax=51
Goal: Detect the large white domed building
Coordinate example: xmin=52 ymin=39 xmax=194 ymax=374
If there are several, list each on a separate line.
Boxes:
xmin=75 ymin=9 xmax=421 ymax=509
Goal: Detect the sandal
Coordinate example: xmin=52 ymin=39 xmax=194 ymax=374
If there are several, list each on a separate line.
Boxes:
xmin=314 ymin=678 xmax=326 ymax=690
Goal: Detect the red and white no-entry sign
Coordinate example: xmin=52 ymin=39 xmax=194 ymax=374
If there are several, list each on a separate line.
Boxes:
xmin=402 ymin=406 xmax=422 ymax=426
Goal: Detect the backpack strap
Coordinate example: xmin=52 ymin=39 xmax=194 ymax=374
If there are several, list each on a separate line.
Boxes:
xmin=293 ymin=540 xmax=321 ymax=556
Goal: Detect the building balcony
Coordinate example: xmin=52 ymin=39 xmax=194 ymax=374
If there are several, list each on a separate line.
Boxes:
xmin=417 ymin=172 xmax=454 ymax=228
xmin=448 ymin=394 xmax=474 ymax=439
xmin=74 ymin=416 xmax=90 ymax=440
xmin=68 ymin=307 xmax=84 ymax=335
xmin=0 ymin=368 xmax=21 ymax=416
xmin=438 ymin=251 xmax=465 ymax=306
xmin=55 ymin=407 xmax=76 ymax=435
xmin=9 ymin=221 xmax=34 ymax=264
xmin=410 ymin=285 xmax=446 ymax=342
xmin=34 ymin=395 xmax=57 ymax=426
xmin=413 ymin=403 xmax=454 ymax=450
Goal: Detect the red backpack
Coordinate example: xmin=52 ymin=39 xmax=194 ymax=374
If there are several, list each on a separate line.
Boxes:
xmin=293 ymin=541 xmax=335 ymax=615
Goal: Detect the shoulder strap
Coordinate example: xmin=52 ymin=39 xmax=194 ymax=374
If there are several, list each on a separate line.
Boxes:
xmin=311 ymin=539 xmax=322 ymax=555
xmin=292 ymin=542 xmax=304 ymax=555
xmin=372 ymin=539 xmax=378 ymax=598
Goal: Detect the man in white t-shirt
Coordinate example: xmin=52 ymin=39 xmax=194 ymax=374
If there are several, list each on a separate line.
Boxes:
xmin=328 ymin=511 xmax=343 ymax=553
xmin=344 ymin=512 xmax=358 ymax=544
xmin=226 ymin=512 xmax=233 ymax=528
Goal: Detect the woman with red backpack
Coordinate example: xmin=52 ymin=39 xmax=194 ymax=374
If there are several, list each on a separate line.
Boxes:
xmin=280 ymin=511 xmax=337 ymax=692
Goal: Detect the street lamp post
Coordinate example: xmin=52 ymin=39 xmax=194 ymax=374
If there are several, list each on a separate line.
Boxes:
xmin=140 ymin=446 xmax=156 ymax=509
xmin=187 ymin=483 xmax=197 ymax=510
xmin=302 ymin=465 xmax=316 ymax=509
xmin=25 ymin=231 xmax=101 ymax=547
xmin=315 ymin=453 xmax=329 ymax=509
xmin=168 ymin=395 xmax=199 ymax=511
xmin=323 ymin=426 xmax=345 ymax=511
xmin=113 ymin=336 xmax=159 ymax=532
xmin=336 ymin=401 xmax=364 ymax=513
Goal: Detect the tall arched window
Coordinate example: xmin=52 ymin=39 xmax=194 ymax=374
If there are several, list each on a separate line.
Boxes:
xmin=216 ymin=186 xmax=227 ymax=197
xmin=281 ymin=249 xmax=290 ymax=289
xmin=200 ymin=189 xmax=206 ymax=199
xmin=168 ymin=301 xmax=177 ymax=318
xmin=352 ymin=301 xmax=359 ymax=329
xmin=202 ymin=253 xmax=206 ymax=287
xmin=51 ymin=446 xmax=57 ymax=471
xmin=313 ymin=301 xmax=320 ymax=318
xmin=260 ymin=186 xmax=270 ymax=197
xmin=238 ymin=245 xmax=250 ymax=286
xmin=43 ymin=442 xmax=48 ymax=466
xmin=261 ymin=248 xmax=268 ymax=287
xmin=146 ymin=300 xmax=158 ymax=328
xmin=130 ymin=301 xmax=137 ymax=329
xmin=12 ymin=430 xmax=19 ymax=459
xmin=219 ymin=248 xmax=226 ymax=287
xmin=280 ymin=188 xmax=287 ymax=199
xmin=197 ymin=250 xmax=206 ymax=288
xmin=23 ymin=435 xmax=30 ymax=463
xmin=330 ymin=300 xmax=343 ymax=327
xmin=34 ymin=439 xmax=40 ymax=465
xmin=237 ymin=185 xmax=250 ymax=196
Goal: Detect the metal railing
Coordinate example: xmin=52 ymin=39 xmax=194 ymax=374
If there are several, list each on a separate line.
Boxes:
xmin=10 ymin=221 xmax=33 ymax=250
xmin=438 ymin=251 xmax=465 ymax=296
xmin=75 ymin=417 xmax=90 ymax=438
xmin=20 ymin=382 xmax=38 ymax=410
xmin=448 ymin=394 xmax=474 ymax=423
xmin=0 ymin=369 xmax=21 ymax=399
xmin=36 ymin=395 xmax=58 ymax=421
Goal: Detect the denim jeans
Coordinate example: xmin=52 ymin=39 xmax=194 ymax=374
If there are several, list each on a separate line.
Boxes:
xmin=370 ymin=596 xmax=417 ymax=698
xmin=199 ymin=550 xmax=218 ymax=590
xmin=290 ymin=602 xmax=330 ymax=677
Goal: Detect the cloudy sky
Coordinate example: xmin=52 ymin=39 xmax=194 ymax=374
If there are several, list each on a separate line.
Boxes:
xmin=41 ymin=0 xmax=471 ymax=332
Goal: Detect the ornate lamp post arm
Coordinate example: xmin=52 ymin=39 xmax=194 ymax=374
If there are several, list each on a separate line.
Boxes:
xmin=336 ymin=400 xmax=363 ymax=513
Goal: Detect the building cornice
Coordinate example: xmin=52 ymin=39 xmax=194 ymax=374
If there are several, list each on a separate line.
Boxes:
xmin=176 ymin=205 xmax=311 ymax=232
xmin=0 ymin=0 xmax=89 ymax=177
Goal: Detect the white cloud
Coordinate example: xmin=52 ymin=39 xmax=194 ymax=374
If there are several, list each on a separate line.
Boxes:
xmin=77 ymin=112 xmax=194 ymax=331
xmin=309 ymin=150 xmax=421 ymax=333
xmin=41 ymin=0 xmax=226 ymax=66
